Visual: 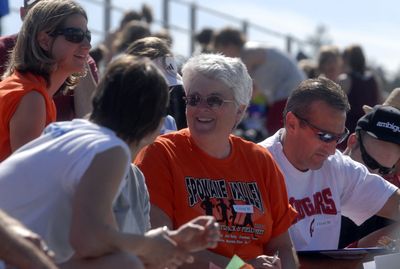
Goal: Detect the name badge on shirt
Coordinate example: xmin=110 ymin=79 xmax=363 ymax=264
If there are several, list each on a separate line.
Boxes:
xmin=233 ymin=205 xmax=254 ymax=213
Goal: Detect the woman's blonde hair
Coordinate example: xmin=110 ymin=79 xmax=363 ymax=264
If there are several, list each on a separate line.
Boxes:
xmin=5 ymin=0 xmax=87 ymax=87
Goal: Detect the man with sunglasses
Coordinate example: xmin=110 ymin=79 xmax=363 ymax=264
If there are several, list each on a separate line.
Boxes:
xmin=0 ymin=0 xmax=98 ymax=120
xmin=258 ymin=78 xmax=400 ymax=256
xmin=339 ymin=105 xmax=400 ymax=248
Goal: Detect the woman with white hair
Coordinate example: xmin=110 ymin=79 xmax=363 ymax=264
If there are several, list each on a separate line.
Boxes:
xmin=136 ymin=54 xmax=299 ymax=269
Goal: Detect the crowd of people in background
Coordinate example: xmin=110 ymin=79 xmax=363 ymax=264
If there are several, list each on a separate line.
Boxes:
xmin=0 ymin=0 xmax=399 ymax=269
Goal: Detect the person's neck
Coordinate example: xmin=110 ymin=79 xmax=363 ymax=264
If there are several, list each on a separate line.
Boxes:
xmin=48 ymin=71 xmax=69 ymax=96
xmin=280 ymin=130 xmax=309 ymax=172
xmin=192 ymin=134 xmax=231 ymax=159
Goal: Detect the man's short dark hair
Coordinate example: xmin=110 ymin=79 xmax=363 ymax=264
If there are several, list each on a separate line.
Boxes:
xmin=284 ymin=77 xmax=350 ymax=120
xmin=90 ymin=55 xmax=169 ymax=144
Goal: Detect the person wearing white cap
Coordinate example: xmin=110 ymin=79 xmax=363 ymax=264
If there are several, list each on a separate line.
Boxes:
xmin=125 ymin=36 xmax=187 ymax=131
xmin=340 ymin=88 xmax=400 ymax=248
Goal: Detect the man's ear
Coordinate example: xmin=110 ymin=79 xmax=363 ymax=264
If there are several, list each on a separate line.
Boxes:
xmin=285 ymin=111 xmax=297 ymax=133
xmin=37 ymin=31 xmax=52 ymax=52
xmin=347 ymin=133 xmax=357 ymax=149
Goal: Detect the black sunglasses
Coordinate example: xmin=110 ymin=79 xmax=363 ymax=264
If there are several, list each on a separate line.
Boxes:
xmin=357 ymin=131 xmax=394 ymax=175
xmin=50 ymin=27 xmax=91 ymax=44
xmin=293 ymin=112 xmax=349 ymax=144
xmin=183 ymin=94 xmax=234 ymax=109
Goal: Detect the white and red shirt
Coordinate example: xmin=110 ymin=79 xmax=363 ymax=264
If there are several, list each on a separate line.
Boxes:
xmin=259 ymin=130 xmax=398 ymax=250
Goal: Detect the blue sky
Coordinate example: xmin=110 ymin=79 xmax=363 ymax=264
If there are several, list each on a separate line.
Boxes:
xmin=2 ymin=0 xmax=400 ymax=76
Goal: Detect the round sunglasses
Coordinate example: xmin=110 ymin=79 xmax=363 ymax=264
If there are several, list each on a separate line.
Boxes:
xmin=49 ymin=27 xmax=91 ymax=44
xmin=357 ymin=131 xmax=394 ymax=175
xmin=183 ymin=94 xmax=234 ymax=109
xmin=292 ymin=112 xmax=349 ymax=144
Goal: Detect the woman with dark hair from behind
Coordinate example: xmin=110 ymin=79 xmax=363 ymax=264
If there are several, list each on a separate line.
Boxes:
xmin=0 ymin=55 xmax=219 ymax=269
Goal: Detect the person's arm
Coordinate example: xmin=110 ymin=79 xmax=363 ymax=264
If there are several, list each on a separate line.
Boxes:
xmin=9 ymin=91 xmax=46 ymax=152
xmin=151 ymin=205 xmax=230 ymax=269
xmin=376 ymin=189 xmax=400 ymax=220
xmin=69 ymin=146 xmax=194 ymax=268
xmin=0 ymin=209 xmax=58 ymax=269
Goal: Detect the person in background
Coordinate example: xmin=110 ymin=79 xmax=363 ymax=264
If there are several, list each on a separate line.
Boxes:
xmin=0 ymin=0 xmax=99 ymax=121
xmin=258 ymin=77 xmax=400 ymax=268
xmin=0 ymin=0 xmax=91 ymax=162
xmin=0 ymin=209 xmax=57 ymax=269
xmin=111 ymin=20 xmax=151 ymax=60
xmin=126 ymin=36 xmax=187 ymax=130
xmin=136 ymin=53 xmax=299 ymax=269
xmin=339 ymin=89 xmax=400 ymax=248
xmin=212 ymin=27 xmax=306 ymax=135
xmin=338 ymin=44 xmax=381 ymax=134
xmin=0 ymin=55 xmax=220 ymax=269
xmin=102 ymin=4 xmax=153 ymax=64
xmin=317 ymin=45 xmax=342 ymax=82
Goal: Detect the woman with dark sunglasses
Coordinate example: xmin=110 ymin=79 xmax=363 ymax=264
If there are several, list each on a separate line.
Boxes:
xmin=0 ymin=0 xmax=91 ymax=162
xmin=136 ymin=53 xmax=299 ymax=269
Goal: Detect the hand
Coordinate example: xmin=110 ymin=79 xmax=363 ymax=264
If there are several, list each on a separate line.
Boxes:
xmin=247 ymin=255 xmax=281 ymax=269
xmin=141 ymin=227 xmax=193 ymax=269
xmin=9 ymin=225 xmax=54 ymax=259
xmin=168 ymin=216 xmax=220 ymax=252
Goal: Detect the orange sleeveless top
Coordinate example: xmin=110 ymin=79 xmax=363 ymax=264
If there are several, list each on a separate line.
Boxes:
xmin=0 ymin=71 xmax=56 ymax=161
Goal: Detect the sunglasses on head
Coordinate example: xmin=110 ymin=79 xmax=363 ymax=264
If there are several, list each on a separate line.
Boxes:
xmin=293 ymin=112 xmax=349 ymax=144
xmin=183 ymin=94 xmax=234 ymax=109
xmin=50 ymin=27 xmax=91 ymax=44
xmin=357 ymin=131 xmax=394 ymax=175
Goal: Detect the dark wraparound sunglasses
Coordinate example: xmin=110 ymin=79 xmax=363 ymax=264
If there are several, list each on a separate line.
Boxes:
xmin=357 ymin=131 xmax=394 ymax=175
xmin=49 ymin=27 xmax=91 ymax=43
xmin=293 ymin=112 xmax=349 ymax=144
xmin=183 ymin=94 xmax=234 ymax=109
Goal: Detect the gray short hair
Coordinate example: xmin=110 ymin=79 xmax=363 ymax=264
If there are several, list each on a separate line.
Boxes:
xmin=182 ymin=53 xmax=252 ymax=107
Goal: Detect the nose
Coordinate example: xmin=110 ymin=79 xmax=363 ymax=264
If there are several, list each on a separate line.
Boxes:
xmin=81 ymin=37 xmax=91 ymax=49
xmin=324 ymin=140 xmax=337 ymax=156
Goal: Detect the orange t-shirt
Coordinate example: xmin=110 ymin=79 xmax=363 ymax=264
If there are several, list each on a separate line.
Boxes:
xmin=135 ymin=129 xmax=297 ymax=260
xmin=0 ymin=71 xmax=56 ymax=161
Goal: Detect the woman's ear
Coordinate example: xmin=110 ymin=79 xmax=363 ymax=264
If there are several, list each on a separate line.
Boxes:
xmin=37 ymin=31 xmax=52 ymax=51
xmin=235 ymin=104 xmax=246 ymax=122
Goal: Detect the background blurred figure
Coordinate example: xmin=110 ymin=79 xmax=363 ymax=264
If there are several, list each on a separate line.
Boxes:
xmin=0 ymin=209 xmax=57 ymax=269
xmin=212 ymin=27 xmax=306 ymax=136
xmin=195 ymin=27 xmax=214 ymax=54
xmin=111 ymin=20 xmax=151 ymax=60
xmin=298 ymin=58 xmax=318 ymax=79
xmin=102 ymin=4 xmax=153 ymax=64
xmin=338 ymin=44 xmax=381 ymax=135
xmin=136 ymin=54 xmax=299 ymax=269
xmin=126 ymin=36 xmax=187 ymax=130
xmin=317 ymin=45 xmax=342 ymax=82
xmin=0 ymin=0 xmax=91 ymax=161
xmin=153 ymin=28 xmax=173 ymax=48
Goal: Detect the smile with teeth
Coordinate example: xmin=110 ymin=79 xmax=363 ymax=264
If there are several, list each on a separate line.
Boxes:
xmin=197 ymin=117 xmax=213 ymax=123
